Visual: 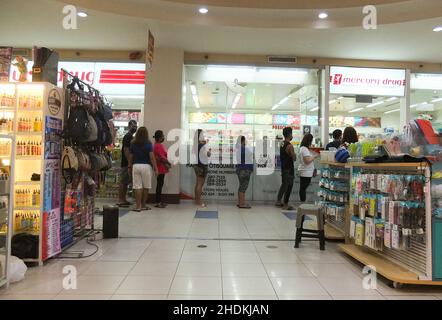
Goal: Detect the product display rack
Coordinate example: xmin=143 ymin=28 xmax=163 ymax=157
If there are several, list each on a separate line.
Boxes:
xmin=318 ymin=161 xmax=349 ymax=241
xmin=0 ymin=134 xmax=14 ymax=288
xmin=340 ymin=162 xmax=442 ymax=287
xmin=0 ymin=82 xmax=64 ymax=266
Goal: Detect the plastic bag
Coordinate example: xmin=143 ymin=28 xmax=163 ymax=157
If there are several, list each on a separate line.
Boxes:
xmin=9 ymin=256 xmax=27 ymax=283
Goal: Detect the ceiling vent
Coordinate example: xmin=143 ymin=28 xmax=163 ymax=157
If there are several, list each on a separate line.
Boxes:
xmin=12 ymin=48 xmax=32 ymax=59
xmin=267 ymin=56 xmax=298 ymax=64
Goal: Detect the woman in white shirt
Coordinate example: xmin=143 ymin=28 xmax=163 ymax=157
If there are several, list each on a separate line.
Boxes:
xmin=298 ymin=134 xmax=319 ymax=202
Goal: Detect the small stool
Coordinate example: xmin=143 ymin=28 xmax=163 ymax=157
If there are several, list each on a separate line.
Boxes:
xmin=294 ymin=204 xmax=325 ymax=251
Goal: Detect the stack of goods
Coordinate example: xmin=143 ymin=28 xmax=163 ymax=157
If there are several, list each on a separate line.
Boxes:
xmin=14 ymin=211 xmax=40 ymax=233
xmin=349 ymin=170 xmax=425 ymax=251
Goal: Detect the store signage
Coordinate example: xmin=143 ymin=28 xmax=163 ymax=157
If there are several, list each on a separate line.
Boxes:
xmin=48 ymin=89 xmax=62 ymax=116
xmin=0 ymin=47 xmax=12 ymax=81
xmin=330 ymin=66 xmax=406 ymax=97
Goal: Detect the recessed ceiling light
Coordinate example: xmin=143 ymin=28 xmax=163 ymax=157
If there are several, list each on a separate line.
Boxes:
xmin=199 ymin=7 xmax=209 ymax=14
xmin=318 ymin=12 xmax=328 ymax=19
xmin=77 ymin=11 xmax=88 ymax=18
xmin=433 ymin=26 xmax=442 ymax=32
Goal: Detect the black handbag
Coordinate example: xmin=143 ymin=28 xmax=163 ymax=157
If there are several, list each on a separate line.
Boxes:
xmin=66 ymin=106 xmax=93 ymax=143
xmin=11 ymin=233 xmax=39 ymax=259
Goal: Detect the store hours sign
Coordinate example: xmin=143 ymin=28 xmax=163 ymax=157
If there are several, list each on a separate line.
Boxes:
xmin=330 ymin=66 xmax=406 ymax=97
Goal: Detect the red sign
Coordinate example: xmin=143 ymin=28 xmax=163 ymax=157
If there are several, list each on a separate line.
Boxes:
xmin=100 ymin=70 xmax=145 ymax=85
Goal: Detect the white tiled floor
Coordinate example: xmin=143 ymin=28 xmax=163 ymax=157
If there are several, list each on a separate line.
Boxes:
xmin=1 ymin=203 xmax=442 ymax=300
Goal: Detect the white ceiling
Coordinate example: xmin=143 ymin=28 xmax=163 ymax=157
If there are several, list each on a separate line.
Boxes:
xmin=1 ymin=0 xmax=442 ymax=63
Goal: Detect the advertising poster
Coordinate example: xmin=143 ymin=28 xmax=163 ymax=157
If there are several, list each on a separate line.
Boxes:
xmin=113 ymin=111 xmax=141 ymax=122
xmin=42 ymin=208 xmax=62 ymax=261
xmin=44 ymin=117 xmax=63 ymax=160
xmin=43 ymin=160 xmax=61 ymax=212
xmin=0 ymin=47 xmax=12 ymax=81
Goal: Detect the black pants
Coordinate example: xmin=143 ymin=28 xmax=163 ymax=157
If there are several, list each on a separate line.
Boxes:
xmin=299 ymin=176 xmax=312 ymax=202
xmin=277 ymin=170 xmax=295 ymax=205
xmin=156 ymin=174 xmax=165 ymax=203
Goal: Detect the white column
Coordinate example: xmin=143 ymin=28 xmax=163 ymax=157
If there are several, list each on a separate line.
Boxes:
xmin=321 ymin=66 xmax=330 ymax=147
xmin=144 ymin=48 xmax=184 ymax=201
xmin=400 ymin=69 xmax=411 ymax=129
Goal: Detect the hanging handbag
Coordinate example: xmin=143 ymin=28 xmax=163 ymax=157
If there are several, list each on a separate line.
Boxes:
xmin=62 ymin=147 xmax=79 ymax=183
xmin=84 ymin=111 xmax=98 ymax=143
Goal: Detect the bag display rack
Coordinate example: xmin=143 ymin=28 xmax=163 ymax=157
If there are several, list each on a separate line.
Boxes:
xmin=318 ymin=161 xmax=349 ymax=240
xmin=0 ymin=134 xmax=14 ymax=288
xmin=339 ymin=161 xmax=442 ymax=287
xmin=0 ymin=82 xmax=65 ymax=265
xmin=59 ymin=70 xmax=113 ymax=251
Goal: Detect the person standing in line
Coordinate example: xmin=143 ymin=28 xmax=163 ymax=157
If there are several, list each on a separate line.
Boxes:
xmin=153 ymin=130 xmax=171 ymax=208
xmin=128 ymin=127 xmax=158 ymax=212
xmin=193 ymin=129 xmax=211 ymax=208
xmin=236 ymin=135 xmax=253 ymax=209
xmin=117 ymin=120 xmax=137 ymax=207
xmin=275 ymin=127 xmax=297 ymax=210
xmin=326 ymin=129 xmax=342 ymax=150
xmin=298 ymin=133 xmax=319 ymax=202
xmin=341 ymin=126 xmax=359 ymax=146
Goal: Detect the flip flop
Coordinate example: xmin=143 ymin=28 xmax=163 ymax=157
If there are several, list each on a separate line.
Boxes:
xmin=283 ymin=206 xmax=295 ymax=211
xmin=133 ymin=209 xmax=142 ymax=212
xmin=117 ymin=202 xmax=131 ymax=207
xmin=238 ymin=205 xmax=252 ymax=209
xmin=154 ymin=204 xmax=167 ymax=208
xmin=142 ymin=207 xmax=152 ymax=211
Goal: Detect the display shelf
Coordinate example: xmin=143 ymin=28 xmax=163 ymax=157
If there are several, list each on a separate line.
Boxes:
xmin=14 ymin=206 xmax=40 ymax=211
xmin=325 ymin=224 xmax=345 ymax=240
xmin=17 ymin=108 xmax=43 ymax=112
xmin=339 ymin=244 xmax=442 ymax=286
xmin=15 ymin=132 xmax=43 ymax=136
xmin=345 ymin=162 xmax=429 ymax=169
xmin=15 ymin=181 xmax=40 ymax=186
xmin=15 ymin=156 xmax=41 ymax=160
xmin=0 ymin=107 xmax=15 ymax=111
xmin=320 ymin=161 xmax=346 ymax=167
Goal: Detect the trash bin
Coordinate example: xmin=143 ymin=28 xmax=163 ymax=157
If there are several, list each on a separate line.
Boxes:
xmin=103 ymin=205 xmax=119 ymax=239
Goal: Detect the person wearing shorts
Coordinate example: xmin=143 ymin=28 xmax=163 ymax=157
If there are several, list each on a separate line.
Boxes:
xmin=118 ymin=120 xmax=137 ymax=207
xmin=193 ymin=129 xmax=211 ymax=207
xmin=128 ymin=127 xmax=158 ymax=212
xmin=236 ymin=136 xmax=253 ymax=209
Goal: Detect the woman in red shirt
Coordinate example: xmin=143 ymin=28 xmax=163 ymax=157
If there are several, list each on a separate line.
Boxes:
xmin=153 ymin=130 xmax=171 ymax=208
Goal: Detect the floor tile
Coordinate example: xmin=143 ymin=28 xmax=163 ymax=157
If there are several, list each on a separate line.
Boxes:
xmin=332 ymin=295 xmax=386 ymax=300
xmin=264 ymin=264 xmax=314 ymax=278
xmin=223 ymin=295 xmax=278 ymax=300
xmin=60 ymin=275 xmax=125 ymax=295
xmin=54 ymin=294 xmax=111 ymax=300
xmin=139 ymin=250 xmax=183 ymax=263
xmin=168 ymin=295 xmax=222 ymax=300
xmin=220 ymin=241 xmax=257 ymax=252
xmin=305 ymin=263 xmax=360 ymax=278
xmin=169 ymin=277 xmax=222 ymax=295
xmin=222 ymin=263 xmax=268 ymax=277
xmin=223 ymin=277 xmax=275 ymax=296
xmin=317 ymin=276 xmax=382 ymax=296
xmin=111 ymin=295 xmax=167 ymax=300
xmin=181 ymin=251 xmax=221 ymax=263
xmin=116 ymin=276 xmax=174 ymax=295
xmin=130 ymin=261 xmax=178 ymax=276
xmin=384 ymin=295 xmax=439 ymax=300
xmin=83 ymin=261 xmax=136 ymax=276
xmin=278 ymin=295 xmax=332 ymax=300
xmin=26 ymin=261 xmax=92 ymax=277
xmin=1 ymin=274 xmax=64 ymax=295
xmin=258 ymin=252 xmax=300 ymax=263
xmin=221 ymin=252 xmax=261 ymax=264
xmin=0 ymin=294 xmax=57 ymax=300
xmin=176 ymin=262 xmax=221 ymax=277
xmin=270 ymin=277 xmax=329 ymax=296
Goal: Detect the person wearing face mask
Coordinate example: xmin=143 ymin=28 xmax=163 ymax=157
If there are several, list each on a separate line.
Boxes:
xmin=153 ymin=130 xmax=171 ymax=208
xmin=117 ymin=120 xmax=137 ymax=207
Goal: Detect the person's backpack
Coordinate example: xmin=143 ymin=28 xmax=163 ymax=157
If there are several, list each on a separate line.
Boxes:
xmin=335 ymin=146 xmax=350 ymax=163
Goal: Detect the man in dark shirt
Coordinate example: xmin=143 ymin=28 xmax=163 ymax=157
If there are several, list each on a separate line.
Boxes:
xmin=118 ymin=120 xmax=137 ymax=207
xmin=326 ymin=129 xmax=342 ymax=150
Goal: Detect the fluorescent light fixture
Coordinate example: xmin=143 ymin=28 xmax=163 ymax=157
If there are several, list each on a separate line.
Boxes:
xmin=431 ymin=98 xmax=442 ymax=103
xmin=271 ymin=104 xmax=281 ymax=111
xmin=192 ymin=95 xmax=200 ymax=109
xmin=385 ymin=108 xmax=400 ymax=114
xmin=199 ymin=7 xmax=209 ymax=14
xmin=206 ymin=65 xmax=256 ymax=72
xmin=386 ymin=97 xmax=398 ymax=102
xmin=366 ymin=101 xmax=385 ymax=108
xmin=258 ymin=68 xmax=308 ymax=75
xmin=318 ymin=12 xmax=328 ymax=19
xmin=279 ymin=97 xmax=290 ymax=104
xmin=77 ymin=11 xmax=88 ymax=18
xmin=310 ymin=107 xmax=319 ymax=112
xmin=231 ymin=94 xmax=242 ymax=109
xmin=190 ymin=84 xmax=197 ymax=95
xmin=433 ymin=26 xmax=442 ymax=32
xmin=410 ymin=104 xmax=418 ymax=108
xmin=329 ymin=100 xmax=337 ymax=104
xmin=338 ymin=97 xmax=344 ymax=100
xmin=349 ymin=107 xmax=363 ymax=113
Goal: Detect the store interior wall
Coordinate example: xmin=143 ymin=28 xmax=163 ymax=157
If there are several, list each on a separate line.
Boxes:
xmin=144 ymin=47 xmax=184 ymax=202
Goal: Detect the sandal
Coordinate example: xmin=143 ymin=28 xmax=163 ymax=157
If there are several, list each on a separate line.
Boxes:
xmin=142 ymin=207 xmax=152 ymax=211
xmin=282 ymin=206 xmax=295 ymax=211
xmin=154 ymin=203 xmax=167 ymax=208
xmin=117 ymin=202 xmax=131 ymax=207
xmin=237 ymin=204 xmax=252 ymax=209
xmin=133 ymin=209 xmax=142 ymax=212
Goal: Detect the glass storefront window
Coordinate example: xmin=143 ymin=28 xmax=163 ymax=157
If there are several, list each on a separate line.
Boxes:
xmin=180 ymin=64 xmax=320 ymax=201
xmin=410 ymin=73 xmax=442 ymax=134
